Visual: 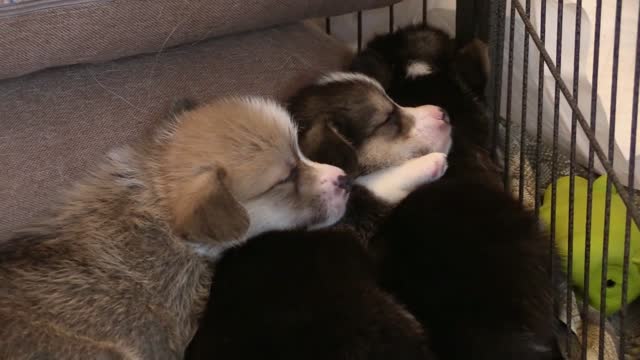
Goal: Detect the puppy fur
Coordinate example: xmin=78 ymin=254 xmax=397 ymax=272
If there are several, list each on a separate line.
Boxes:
xmin=186 ymin=74 xmax=453 ymax=359
xmin=0 ymin=96 xmax=351 ymax=359
xmin=371 ymin=179 xmax=554 ymax=360
xmin=290 ymin=73 xmax=452 ymax=177
xmin=185 ymin=228 xmax=436 ymax=360
xmin=188 ymin=25 xmax=559 ymax=360
xmin=350 ymin=24 xmax=497 ymax=183
xmin=353 ymin=25 xmax=559 ymax=359
xmin=187 ymin=26 xmax=516 ymax=359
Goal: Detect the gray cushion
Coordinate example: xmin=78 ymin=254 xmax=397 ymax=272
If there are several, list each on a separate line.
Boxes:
xmin=0 ymin=0 xmax=398 ymax=79
xmin=0 ymin=22 xmax=351 ymax=234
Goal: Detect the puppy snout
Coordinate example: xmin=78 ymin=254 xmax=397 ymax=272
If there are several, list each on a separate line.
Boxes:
xmin=423 ymin=105 xmax=449 ymax=123
xmin=407 ymin=105 xmax=450 ymax=126
xmin=312 ymin=162 xmax=348 ymax=192
xmin=335 ymin=175 xmax=353 ymax=192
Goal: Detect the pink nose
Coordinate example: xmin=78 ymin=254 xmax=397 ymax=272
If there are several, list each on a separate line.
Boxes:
xmin=312 ymin=163 xmax=349 ymax=193
xmin=415 ymin=105 xmax=450 ymax=124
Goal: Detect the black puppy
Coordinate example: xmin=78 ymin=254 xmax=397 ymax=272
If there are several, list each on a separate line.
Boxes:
xmin=371 ymin=179 xmax=554 ymax=360
xmin=185 ymin=227 xmax=435 ymax=360
xmin=353 ymin=25 xmax=559 ymax=359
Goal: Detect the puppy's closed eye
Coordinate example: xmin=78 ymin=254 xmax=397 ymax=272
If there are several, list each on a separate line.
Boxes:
xmin=375 ymin=108 xmax=401 ymax=134
xmin=278 ymin=166 xmax=299 ymax=185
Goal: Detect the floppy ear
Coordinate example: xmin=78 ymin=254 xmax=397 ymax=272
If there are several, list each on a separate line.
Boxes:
xmin=454 ymin=39 xmax=490 ymax=97
xmin=301 ymin=122 xmax=359 ymax=176
xmin=350 ymin=48 xmax=394 ymax=90
xmin=171 ymin=166 xmax=249 ymax=244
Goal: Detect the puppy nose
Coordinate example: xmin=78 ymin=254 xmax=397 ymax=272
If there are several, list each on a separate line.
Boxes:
xmin=335 ymin=175 xmax=353 ymax=192
xmin=433 ymin=106 xmax=450 ymax=124
xmin=414 ymin=105 xmax=450 ymax=124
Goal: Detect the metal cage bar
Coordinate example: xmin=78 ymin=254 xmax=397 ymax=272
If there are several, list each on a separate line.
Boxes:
xmin=620 ymin=5 xmax=640 ymax=356
xmin=518 ymin=0 xmax=531 ymax=206
xmin=598 ymin=2 xmax=624 ymax=358
xmin=504 ymin=0 xmax=516 ymax=190
xmin=549 ymin=0 xmax=564 ymax=323
xmin=567 ymin=0 xmax=582 ymax=356
xmin=487 ymin=0 xmax=507 ymax=161
xmin=583 ymin=1 xmax=603 ymax=357
xmin=511 ymin=1 xmax=640 ymax=227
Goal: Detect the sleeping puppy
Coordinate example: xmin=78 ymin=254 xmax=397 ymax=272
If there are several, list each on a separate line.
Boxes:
xmin=291 ymin=72 xmax=452 ymax=238
xmin=350 ymin=24 xmax=495 ymax=182
xmin=185 ymin=229 xmax=437 ymax=360
xmin=291 ymin=72 xmax=451 ymax=180
xmin=184 ymin=76 xmax=452 ymax=360
xmin=0 ymin=97 xmax=352 ymax=359
xmin=371 ymin=180 xmax=554 ymax=360
xmin=353 ymin=25 xmax=558 ymax=359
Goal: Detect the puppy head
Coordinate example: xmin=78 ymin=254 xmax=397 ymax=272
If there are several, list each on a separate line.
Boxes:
xmin=349 ymin=25 xmax=452 ymax=89
xmin=350 ymin=24 xmax=489 ymax=96
xmin=155 ymin=97 xmax=350 ymax=250
xmin=350 ymin=25 xmax=492 ymax=157
xmin=289 ymin=73 xmax=452 ymax=175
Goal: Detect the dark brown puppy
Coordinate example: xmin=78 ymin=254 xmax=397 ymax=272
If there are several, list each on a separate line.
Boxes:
xmin=352 ymin=25 xmax=559 ymax=359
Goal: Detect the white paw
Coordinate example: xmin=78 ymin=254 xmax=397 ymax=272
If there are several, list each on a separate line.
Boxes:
xmin=355 ymin=152 xmax=448 ymax=204
xmin=413 ymin=152 xmax=448 ymax=184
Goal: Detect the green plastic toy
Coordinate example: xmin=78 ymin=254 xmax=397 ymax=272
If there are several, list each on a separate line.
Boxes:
xmin=540 ymin=175 xmax=640 ymax=315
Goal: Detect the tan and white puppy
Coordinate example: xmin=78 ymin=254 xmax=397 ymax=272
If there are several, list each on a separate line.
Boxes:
xmin=0 ymin=97 xmax=352 ymax=359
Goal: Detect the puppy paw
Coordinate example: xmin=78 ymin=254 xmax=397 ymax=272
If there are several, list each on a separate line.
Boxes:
xmin=418 ymin=152 xmax=448 ymax=183
xmin=355 ymin=152 xmax=448 ymax=204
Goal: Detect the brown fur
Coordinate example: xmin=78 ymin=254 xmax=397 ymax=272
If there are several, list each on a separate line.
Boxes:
xmin=0 ymin=97 xmax=347 ymax=359
xmin=289 ymin=73 xmax=451 ymax=176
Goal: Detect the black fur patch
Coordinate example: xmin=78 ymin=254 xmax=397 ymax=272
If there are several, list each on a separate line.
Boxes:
xmin=185 ymin=229 xmax=434 ymax=360
xmin=372 ymin=179 xmax=555 ymax=360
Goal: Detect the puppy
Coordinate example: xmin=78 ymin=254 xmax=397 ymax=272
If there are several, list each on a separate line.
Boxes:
xmin=0 ymin=97 xmax=351 ymax=359
xmin=372 ymin=180 xmax=554 ymax=360
xmin=185 ymin=229 xmax=437 ymax=360
xmin=185 ymin=75 xmax=453 ymax=360
xmin=291 ymin=72 xmax=452 ymax=179
xmin=350 ymin=24 xmax=496 ymax=182
xmin=353 ymin=25 xmax=558 ymax=359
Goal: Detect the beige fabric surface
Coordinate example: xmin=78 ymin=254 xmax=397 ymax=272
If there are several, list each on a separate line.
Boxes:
xmin=0 ymin=22 xmax=352 ymax=234
xmin=0 ymin=0 xmax=398 ymax=80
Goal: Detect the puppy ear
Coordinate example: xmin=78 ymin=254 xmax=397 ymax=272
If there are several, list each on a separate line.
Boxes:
xmin=454 ymin=39 xmax=490 ymax=96
xmin=302 ymin=122 xmax=359 ymax=176
xmin=171 ymin=166 xmax=249 ymax=244
xmin=350 ymin=48 xmax=394 ymax=89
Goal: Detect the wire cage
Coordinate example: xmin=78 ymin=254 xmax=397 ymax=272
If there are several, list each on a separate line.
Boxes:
xmin=325 ymin=0 xmax=640 ymax=359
